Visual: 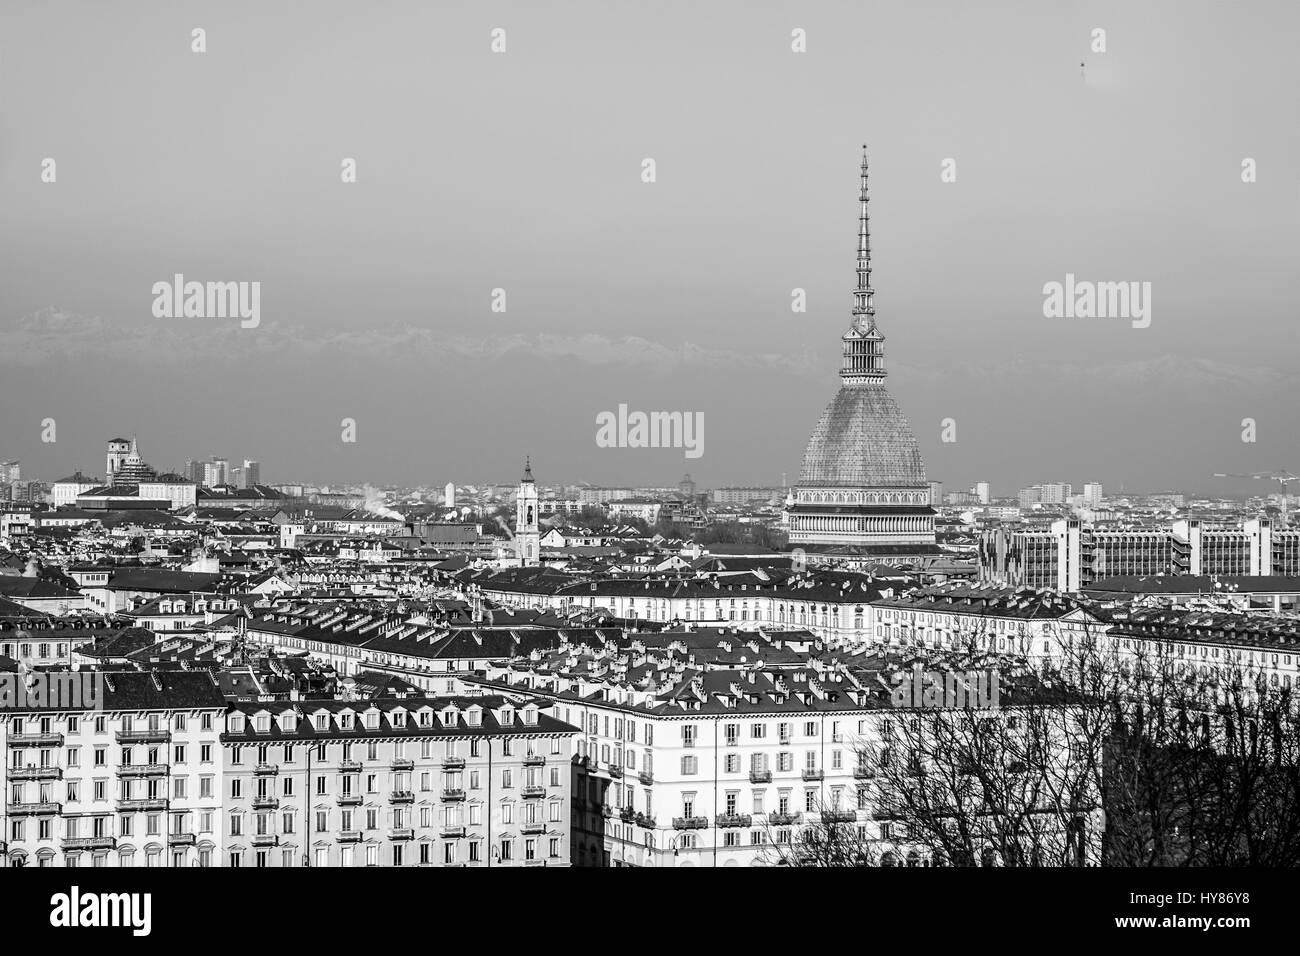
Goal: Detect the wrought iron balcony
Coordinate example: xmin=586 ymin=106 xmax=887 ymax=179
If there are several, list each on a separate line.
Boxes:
xmin=607 ymin=764 xmax=624 ymax=779
xmin=116 ymin=730 xmax=170 ymax=744
xmin=116 ymin=798 xmax=166 ymax=812
xmin=391 ymin=758 xmax=414 ymax=771
xmin=8 ymin=733 xmax=63 ymax=748
xmin=61 ymin=836 xmax=117 ymax=851
xmin=8 ymin=766 xmax=62 ymax=781
xmin=439 ymin=825 xmax=466 ymax=839
xmin=521 ymin=785 xmax=546 ymax=799
xmin=619 ymin=806 xmax=636 ymax=823
xmin=634 ymin=812 xmax=656 ymax=829
xmin=250 ymin=833 xmax=278 ymax=848
xmin=749 ymin=770 xmax=773 ymax=784
xmin=337 ymin=830 xmax=362 ymax=843
xmin=802 ymin=769 xmax=824 ymax=781
xmin=440 ymin=788 xmax=466 ymax=802
xmin=255 ymin=764 xmax=279 ymax=776
xmin=853 ymin=765 xmax=876 ymax=779
xmin=522 ymin=754 xmax=545 ymax=767
xmin=7 ymin=801 xmax=61 ymax=816
xmin=339 ymin=760 xmax=362 ymax=773
xmin=441 ymin=756 xmax=466 ymax=770
xmin=252 ymin=796 xmax=279 ymax=810
xmin=521 ymin=821 xmax=546 ymax=834
xmin=337 ymin=794 xmax=362 ymax=807
xmin=389 ymin=828 xmax=414 ymax=841
xmin=118 ymin=764 xmax=168 ymax=778
xmin=672 ymin=816 xmax=709 ymax=830
xmin=821 ymin=809 xmax=857 ymax=824
xmin=715 ymin=813 xmax=753 ymax=828
xmin=769 ymin=812 xmax=801 ymax=826
xmin=390 ymin=790 xmax=414 ymax=804
xmin=638 ymin=771 xmax=654 ymax=786
xmin=168 ymin=832 xmax=197 ymax=847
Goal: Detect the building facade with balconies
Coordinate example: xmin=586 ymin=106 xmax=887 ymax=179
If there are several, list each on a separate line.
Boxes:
xmin=1 ymin=670 xmax=226 ymax=868
xmin=219 ymin=694 xmax=576 ymax=867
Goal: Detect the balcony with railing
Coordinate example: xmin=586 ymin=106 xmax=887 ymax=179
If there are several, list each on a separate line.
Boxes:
xmin=8 ymin=766 xmax=62 ymax=781
xmin=61 ymin=836 xmax=117 ymax=851
xmin=336 ymin=793 xmax=362 ymax=807
xmin=252 ymin=796 xmax=279 ymax=810
xmin=715 ymin=813 xmax=754 ymax=829
xmin=389 ymin=828 xmax=414 ymax=841
xmin=619 ymin=806 xmax=636 ymax=823
xmin=339 ymin=760 xmax=362 ymax=773
xmin=168 ymin=832 xmax=197 ymax=847
xmin=769 ymin=812 xmax=802 ymax=827
xmin=521 ymin=785 xmax=546 ymax=799
xmin=749 ymin=769 xmax=773 ymax=784
xmin=522 ymin=754 xmax=545 ymax=767
xmin=116 ymin=798 xmax=166 ymax=812
xmin=118 ymin=764 xmax=168 ymax=779
xmin=391 ymin=758 xmax=414 ymax=771
xmin=853 ymin=764 xmax=876 ymax=779
xmin=607 ymin=764 xmax=624 ymax=779
xmin=521 ymin=821 xmax=547 ymax=835
xmin=337 ymin=830 xmax=362 ymax=843
xmin=8 ymin=732 xmax=63 ymax=748
xmin=250 ymin=833 xmax=278 ymax=848
xmin=821 ymin=809 xmax=857 ymax=824
xmin=802 ymin=768 xmax=824 ymax=781
xmin=116 ymin=729 xmax=170 ymax=745
xmin=440 ymin=788 xmax=466 ymax=802
xmin=7 ymin=801 xmax=61 ymax=816
xmin=255 ymin=764 xmax=279 ymax=776
xmin=442 ymin=755 xmax=466 ymax=770
xmin=390 ymin=790 xmax=414 ymax=804
xmin=672 ymin=816 xmax=709 ymax=830
xmin=439 ymin=824 xmax=466 ymax=839
xmin=638 ymin=770 xmax=654 ymax=786
xmin=634 ymin=812 xmax=657 ymax=829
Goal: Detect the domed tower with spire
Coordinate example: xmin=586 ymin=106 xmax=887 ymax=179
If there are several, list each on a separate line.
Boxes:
xmin=787 ymin=147 xmax=937 ymax=561
xmin=514 ymin=457 xmax=540 ymax=566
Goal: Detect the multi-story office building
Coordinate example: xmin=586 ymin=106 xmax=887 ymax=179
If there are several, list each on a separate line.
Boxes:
xmin=219 ymin=695 xmax=575 ymax=867
xmin=980 ymin=517 xmax=1300 ymax=590
xmin=1 ymin=671 xmax=227 ymax=868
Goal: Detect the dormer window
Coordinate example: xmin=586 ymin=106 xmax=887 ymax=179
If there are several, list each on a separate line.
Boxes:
xmin=418 ymin=711 xmax=431 ymax=727
xmin=281 ymin=714 xmax=297 ymax=733
xmin=442 ymin=709 xmax=458 ymax=727
xmin=365 ymin=712 xmax=379 ymax=729
xmin=315 ymin=714 xmax=328 ymax=731
xmin=523 ymin=707 xmax=538 ymax=726
xmin=256 ymin=714 xmax=270 ymax=733
xmin=466 ymin=710 xmax=482 ymax=727
xmin=229 ymin=714 xmax=245 ymax=733
xmin=392 ymin=712 xmax=406 ymax=728
xmin=339 ymin=713 xmax=354 ymax=730
xmin=500 ymin=708 xmax=514 ymax=726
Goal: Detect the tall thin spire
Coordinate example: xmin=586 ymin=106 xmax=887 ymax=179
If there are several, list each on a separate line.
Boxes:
xmin=841 ymin=144 xmax=886 ymax=384
xmin=854 ymin=144 xmax=875 ymax=325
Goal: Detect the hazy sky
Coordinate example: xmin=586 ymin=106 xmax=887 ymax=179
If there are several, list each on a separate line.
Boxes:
xmin=2 ymin=0 xmax=1297 ymax=495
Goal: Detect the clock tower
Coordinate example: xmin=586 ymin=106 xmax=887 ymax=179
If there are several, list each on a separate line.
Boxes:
xmin=515 ymin=457 xmax=540 ymax=566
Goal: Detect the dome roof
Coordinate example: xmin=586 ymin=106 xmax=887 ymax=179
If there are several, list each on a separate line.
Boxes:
xmin=798 ymin=384 xmax=926 ymax=487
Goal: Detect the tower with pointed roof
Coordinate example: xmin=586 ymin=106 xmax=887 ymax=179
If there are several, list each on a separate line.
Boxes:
xmin=787 ymin=147 xmax=937 ymax=562
xmin=515 ymin=457 xmax=539 ymax=566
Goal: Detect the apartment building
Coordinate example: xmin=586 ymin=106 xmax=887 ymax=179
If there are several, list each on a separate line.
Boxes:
xmin=1 ymin=671 xmax=227 ymax=868
xmin=468 ymin=659 xmax=1093 ymax=868
xmin=220 ymin=695 xmax=576 ymax=867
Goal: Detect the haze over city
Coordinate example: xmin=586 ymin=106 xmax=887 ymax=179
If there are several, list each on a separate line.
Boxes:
xmin=2 ymin=0 xmax=1297 ymax=493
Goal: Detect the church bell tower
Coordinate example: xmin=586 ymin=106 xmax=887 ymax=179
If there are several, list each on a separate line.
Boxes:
xmin=515 ymin=457 xmax=540 ymax=566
